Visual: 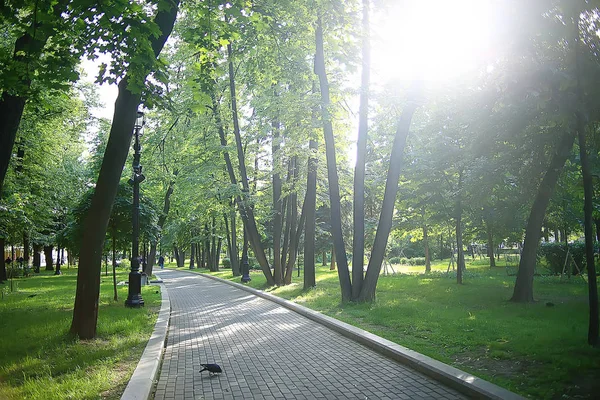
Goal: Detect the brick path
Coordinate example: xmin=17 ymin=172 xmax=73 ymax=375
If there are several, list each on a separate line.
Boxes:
xmin=153 ymin=269 xmax=468 ymax=400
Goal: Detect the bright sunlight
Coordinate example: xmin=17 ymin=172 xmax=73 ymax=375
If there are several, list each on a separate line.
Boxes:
xmin=371 ymin=0 xmax=500 ymax=85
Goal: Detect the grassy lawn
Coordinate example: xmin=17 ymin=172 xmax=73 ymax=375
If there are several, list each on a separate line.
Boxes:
xmin=0 ymin=267 xmax=161 ymax=400
xmin=178 ymin=257 xmax=600 ymax=399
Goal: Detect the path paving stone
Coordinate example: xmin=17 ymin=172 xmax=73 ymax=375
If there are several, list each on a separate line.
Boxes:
xmin=153 ymin=269 xmax=468 ymax=400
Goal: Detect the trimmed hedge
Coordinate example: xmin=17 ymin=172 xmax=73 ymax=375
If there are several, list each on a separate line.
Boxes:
xmin=538 ymin=241 xmax=598 ymax=275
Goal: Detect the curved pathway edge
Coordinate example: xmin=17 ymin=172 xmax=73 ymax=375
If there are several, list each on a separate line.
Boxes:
xmin=121 ymin=280 xmax=171 ymax=400
xmin=196 ymin=272 xmax=524 ymax=400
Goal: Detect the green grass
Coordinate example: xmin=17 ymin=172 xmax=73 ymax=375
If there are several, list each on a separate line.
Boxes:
xmin=0 ymin=267 xmax=161 ymax=400
xmin=179 ymin=258 xmax=600 ymax=399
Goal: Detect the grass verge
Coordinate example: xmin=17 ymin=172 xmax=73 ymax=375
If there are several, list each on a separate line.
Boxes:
xmin=176 ymin=258 xmax=600 ymax=399
xmin=0 ymin=267 xmax=161 ymax=400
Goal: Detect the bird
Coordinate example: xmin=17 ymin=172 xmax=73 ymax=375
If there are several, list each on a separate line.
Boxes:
xmin=199 ymin=363 xmax=222 ymax=376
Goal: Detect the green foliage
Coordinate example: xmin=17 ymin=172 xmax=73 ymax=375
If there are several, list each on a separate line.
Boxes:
xmin=538 ymin=241 xmax=598 ymax=275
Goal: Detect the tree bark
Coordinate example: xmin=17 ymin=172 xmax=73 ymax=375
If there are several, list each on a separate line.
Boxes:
xmin=272 ymin=114 xmax=283 ymax=285
xmin=33 ymin=243 xmax=42 ymax=273
xmin=352 ymin=0 xmax=371 ymax=300
xmin=314 ymin=17 xmax=351 ymax=301
xmin=485 ymin=217 xmax=496 ymax=268
xmin=304 ymin=137 xmax=318 ymax=289
xmin=112 ymin=234 xmax=118 ymax=302
xmin=44 ymin=245 xmax=54 ymax=271
xmin=358 ymin=101 xmax=419 ymax=302
xmin=511 ymin=131 xmax=575 ymax=302
xmin=69 ymin=0 xmax=180 ymax=339
xmin=189 ymin=242 xmax=195 ymax=269
xmin=330 ymin=247 xmax=336 ymax=271
xmin=423 ymin=221 xmax=431 ymax=273
xmin=285 ymin=200 xmax=305 ymax=284
xmin=0 ymin=238 xmax=6 ymax=281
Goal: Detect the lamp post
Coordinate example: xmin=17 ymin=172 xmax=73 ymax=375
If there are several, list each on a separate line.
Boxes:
xmin=125 ymin=110 xmax=146 ymax=308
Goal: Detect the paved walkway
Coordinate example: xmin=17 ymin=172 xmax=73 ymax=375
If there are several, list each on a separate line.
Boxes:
xmin=152 ymin=269 xmax=468 ymax=400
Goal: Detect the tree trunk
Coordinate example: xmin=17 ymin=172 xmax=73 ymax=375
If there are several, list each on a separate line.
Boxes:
xmin=33 ymin=243 xmax=42 ymax=273
xmin=322 ymin=250 xmax=326 ymax=266
xmin=330 ymin=247 xmax=336 ymax=271
xmin=55 ymin=248 xmax=62 ymax=275
xmin=423 ymin=221 xmax=431 ymax=273
xmin=511 ymin=131 xmax=575 ymax=302
xmin=358 ymin=100 xmax=419 ymax=302
xmin=272 ymin=115 xmax=284 ymax=285
xmin=189 ymin=242 xmax=195 ymax=269
xmin=578 ymin=124 xmax=598 ymax=345
xmin=226 ymin=43 xmax=274 ymax=285
xmin=352 ymin=0 xmax=371 ymax=300
xmin=314 ymin=17 xmax=351 ymax=302
xmin=112 ymin=235 xmax=118 ymax=302
xmin=485 ymin=218 xmax=496 ymax=268
xmin=284 ymin=200 xmax=305 ymax=284
xmin=215 ymin=238 xmax=222 ymax=271
xmin=69 ymin=0 xmax=179 ymax=339
xmin=23 ymin=232 xmax=30 ymax=266
xmin=304 ymin=136 xmax=318 ymax=289
xmin=455 ymin=195 xmax=465 ymax=284
xmin=0 ymin=238 xmax=6 ymax=281
xmin=224 ymin=212 xmax=240 ymax=276
xmin=44 ymin=245 xmax=54 ymax=271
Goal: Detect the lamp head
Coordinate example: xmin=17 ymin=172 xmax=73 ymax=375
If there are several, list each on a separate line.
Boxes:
xmin=134 ymin=110 xmax=145 ymax=130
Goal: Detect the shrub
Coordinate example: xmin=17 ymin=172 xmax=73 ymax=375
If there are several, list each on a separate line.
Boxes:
xmin=538 ymin=241 xmax=597 ymax=275
xmin=222 ymin=258 xmax=231 ymax=268
xmin=389 ymin=256 xmax=402 ymax=265
xmin=409 ymin=257 xmax=426 ymax=266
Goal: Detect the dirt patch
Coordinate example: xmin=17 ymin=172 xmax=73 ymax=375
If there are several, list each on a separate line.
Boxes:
xmin=452 ymin=348 xmax=537 ymax=380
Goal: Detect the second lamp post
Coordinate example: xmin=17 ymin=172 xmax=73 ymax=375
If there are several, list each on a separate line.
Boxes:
xmin=125 ymin=110 xmax=146 ymax=308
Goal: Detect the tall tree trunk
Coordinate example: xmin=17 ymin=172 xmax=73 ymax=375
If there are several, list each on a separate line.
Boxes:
xmin=148 ymin=171 xmax=177 ymax=277
xmin=70 ymin=0 xmax=180 ymax=339
xmin=23 ymin=232 xmax=30 ymax=266
xmin=455 ymin=182 xmax=465 ymax=284
xmin=189 ymin=242 xmax=195 ymax=269
xmin=284 ymin=200 xmax=306 ymax=284
xmin=272 ymin=116 xmax=283 ymax=285
xmin=304 ymin=136 xmax=318 ymax=289
xmin=352 ymin=0 xmax=371 ymax=300
xmin=173 ymin=246 xmax=180 ymax=267
xmin=33 ymin=243 xmax=42 ymax=273
xmin=573 ymin=13 xmax=599 ymax=344
xmin=112 ymin=234 xmax=118 ymax=302
xmin=215 ymin=238 xmax=222 ymax=271
xmin=485 ymin=217 xmax=496 ymax=268
xmin=44 ymin=245 xmax=54 ymax=271
xmin=314 ymin=17 xmax=351 ymax=301
xmin=226 ymin=43 xmax=273 ymax=284
xmin=224 ymin=211 xmax=240 ymax=276
xmin=55 ymin=248 xmax=62 ymax=275
xmin=423 ymin=221 xmax=431 ymax=273
xmin=358 ymin=100 xmax=419 ymax=302
xmin=511 ymin=131 xmax=575 ymax=302
xmin=0 ymin=238 xmax=6 ymax=281
xmin=330 ymin=247 xmax=336 ymax=271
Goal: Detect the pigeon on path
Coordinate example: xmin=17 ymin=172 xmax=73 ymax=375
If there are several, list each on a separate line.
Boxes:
xmin=199 ymin=363 xmax=223 ymax=376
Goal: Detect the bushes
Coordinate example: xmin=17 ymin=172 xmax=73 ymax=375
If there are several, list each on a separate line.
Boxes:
xmin=538 ymin=241 xmax=598 ymax=275
xmin=222 ymin=258 xmax=231 ymax=268
xmin=388 ymin=256 xmax=427 ymax=266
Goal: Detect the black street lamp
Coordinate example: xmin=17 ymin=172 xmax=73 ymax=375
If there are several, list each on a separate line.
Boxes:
xmin=125 ymin=110 xmax=146 ymax=308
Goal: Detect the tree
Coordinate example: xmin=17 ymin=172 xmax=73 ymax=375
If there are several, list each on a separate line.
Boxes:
xmin=70 ymin=0 xmax=180 ymax=339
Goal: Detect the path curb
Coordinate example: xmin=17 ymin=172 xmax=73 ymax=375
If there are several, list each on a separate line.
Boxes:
xmin=197 ymin=271 xmax=525 ymax=400
xmin=121 ymin=278 xmax=170 ymax=400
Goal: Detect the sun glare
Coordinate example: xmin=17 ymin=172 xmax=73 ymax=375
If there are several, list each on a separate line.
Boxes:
xmin=372 ymin=0 xmax=498 ymax=86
